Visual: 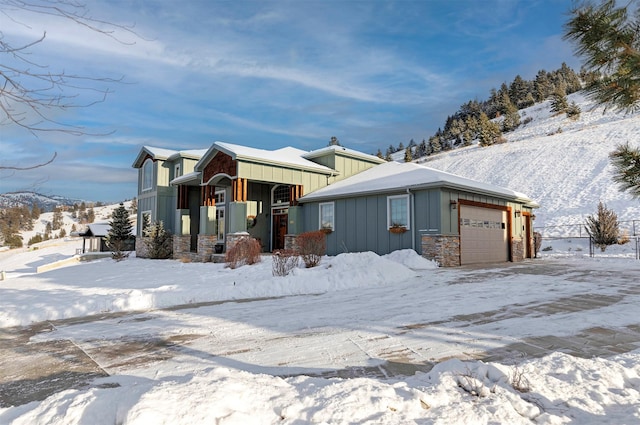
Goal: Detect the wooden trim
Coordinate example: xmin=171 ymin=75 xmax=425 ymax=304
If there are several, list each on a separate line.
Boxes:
xmin=232 ymin=178 xmax=247 ymax=202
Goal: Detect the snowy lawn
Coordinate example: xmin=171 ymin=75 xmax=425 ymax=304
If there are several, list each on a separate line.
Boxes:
xmin=1 ymin=239 xmax=640 ymax=424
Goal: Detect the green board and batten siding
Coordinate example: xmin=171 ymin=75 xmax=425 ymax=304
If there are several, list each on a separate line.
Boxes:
xmin=237 ymin=161 xmax=329 ymax=192
xmin=301 ymin=188 xmax=441 ymax=256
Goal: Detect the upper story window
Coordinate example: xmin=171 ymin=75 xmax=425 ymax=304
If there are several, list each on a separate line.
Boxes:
xmin=174 ymin=163 xmax=181 ymax=179
xmin=142 ymin=159 xmax=153 ymax=191
xmin=387 ymin=194 xmax=410 ymax=229
xmin=319 ymin=202 xmax=334 ymax=230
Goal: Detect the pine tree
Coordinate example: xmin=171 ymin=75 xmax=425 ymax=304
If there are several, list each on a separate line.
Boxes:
xmin=477 ymin=112 xmax=502 ymax=147
xmin=375 ymin=149 xmax=383 ymax=159
xmin=564 ymin=0 xmax=640 ymax=112
xmin=52 ymin=207 xmax=63 ymax=231
xmin=566 ymin=101 xmax=581 ymax=120
xmin=584 ymin=202 xmax=620 ymax=252
xmin=31 ymin=202 xmax=41 ymax=220
xmin=106 ymin=202 xmax=133 ymax=261
xmin=86 ymin=207 xmax=95 ymax=223
xmin=144 ymin=221 xmax=173 ymax=259
xmin=550 ymin=88 xmax=569 ymax=113
xmin=328 ymin=136 xmax=342 ymax=147
xmin=404 ymin=147 xmax=413 ymax=162
xmin=609 ymin=143 xmax=640 ymax=198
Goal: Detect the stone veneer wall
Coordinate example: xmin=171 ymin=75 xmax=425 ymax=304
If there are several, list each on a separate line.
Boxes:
xmin=197 ymin=234 xmax=218 ymax=262
xmin=225 ymin=232 xmax=250 ymax=253
xmin=511 ymin=238 xmax=524 ymax=262
xmin=421 ymin=234 xmax=461 ymax=267
xmin=172 ymin=235 xmax=191 ymax=261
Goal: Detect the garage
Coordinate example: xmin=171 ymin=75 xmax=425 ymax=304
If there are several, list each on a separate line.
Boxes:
xmin=459 ymin=205 xmax=508 ymax=265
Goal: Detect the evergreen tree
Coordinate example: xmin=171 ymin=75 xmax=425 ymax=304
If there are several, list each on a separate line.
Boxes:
xmin=584 ymin=202 xmax=620 ymax=252
xmin=59 ymin=228 xmax=67 ymax=238
xmin=384 ymin=149 xmax=392 ymax=161
xmin=106 ymin=202 xmax=133 ymax=261
xmin=550 ymin=88 xmax=569 ymax=113
xmin=417 ymin=139 xmax=428 ymax=157
xmin=534 ymin=70 xmax=553 ymax=102
xmin=375 ymin=149 xmax=383 ymax=159
xmin=45 ymin=222 xmax=52 ymax=236
xmin=564 ymin=0 xmax=640 ymax=112
xmin=86 ymin=207 xmax=95 ymax=223
xmin=404 ymin=147 xmax=413 ymax=162
xmin=31 ymin=202 xmax=41 ymax=220
xmin=500 ymin=92 xmax=520 ymax=132
xmin=52 ymin=207 xmax=63 ymax=231
xmin=428 ymin=135 xmax=441 ymax=154
xmin=477 ymin=112 xmax=502 ymax=147
xmin=144 ymin=221 xmax=173 ymax=259
xmin=609 ymin=143 xmax=640 ymax=198
xmin=566 ymin=101 xmax=582 ymax=120
xmin=397 ymin=142 xmax=404 ymax=151
xmin=328 ymin=136 xmax=342 ymax=147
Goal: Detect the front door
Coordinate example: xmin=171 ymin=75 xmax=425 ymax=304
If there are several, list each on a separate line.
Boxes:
xmin=272 ymin=211 xmax=288 ymax=250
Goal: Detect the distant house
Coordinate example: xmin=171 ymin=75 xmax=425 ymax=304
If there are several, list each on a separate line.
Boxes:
xmin=79 ymin=223 xmax=135 ymax=253
xmin=132 ymin=142 xmax=538 ymax=266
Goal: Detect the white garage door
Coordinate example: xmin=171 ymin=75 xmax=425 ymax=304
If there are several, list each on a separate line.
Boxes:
xmin=460 ymin=206 xmax=508 ymax=265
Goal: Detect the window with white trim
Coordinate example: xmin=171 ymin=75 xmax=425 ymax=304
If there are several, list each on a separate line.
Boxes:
xmin=142 ymin=159 xmax=153 ymax=191
xmin=387 ymin=195 xmax=410 ymax=229
xmin=319 ymin=202 xmax=334 ymax=230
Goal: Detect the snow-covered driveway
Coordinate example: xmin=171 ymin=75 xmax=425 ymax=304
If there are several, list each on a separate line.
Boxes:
xmin=3 ymin=254 xmax=640 ymax=409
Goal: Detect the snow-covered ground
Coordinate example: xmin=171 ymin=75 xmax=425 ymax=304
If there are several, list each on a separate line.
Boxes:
xmin=1 ymin=239 xmax=640 ymax=424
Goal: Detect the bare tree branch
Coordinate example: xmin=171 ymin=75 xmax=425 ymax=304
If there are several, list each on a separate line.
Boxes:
xmin=0 ymin=151 xmax=57 ymax=170
xmin=0 ymin=0 xmax=139 ymax=136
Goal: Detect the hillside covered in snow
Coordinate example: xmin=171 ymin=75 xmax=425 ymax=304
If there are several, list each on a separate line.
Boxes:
xmin=419 ymin=92 xmax=640 ymax=237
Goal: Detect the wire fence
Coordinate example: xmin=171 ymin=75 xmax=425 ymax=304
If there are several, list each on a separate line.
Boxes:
xmin=534 ymin=220 xmax=640 ymax=260
xmin=534 ymin=219 xmax=640 ymax=238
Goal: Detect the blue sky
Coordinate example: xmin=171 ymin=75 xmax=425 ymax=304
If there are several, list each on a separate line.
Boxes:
xmin=0 ymin=0 xmax=581 ymax=202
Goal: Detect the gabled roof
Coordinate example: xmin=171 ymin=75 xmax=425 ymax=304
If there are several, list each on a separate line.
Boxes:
xmin=303 ymin=145 xmax=386 ymax=164
xmin=299 ymin=161 xmax=539 ymax=207
xmin=195 ymin=141 xmax=335 ymax=175
xmin=79 ymin=223 xmax=111 ymax=237
xmin=132 ymin=146 xmax=207 ymax=168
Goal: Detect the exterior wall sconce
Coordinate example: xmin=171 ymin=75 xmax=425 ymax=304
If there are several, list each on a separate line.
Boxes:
xmin=450 ymin=200 xmax=457 ymax=209
xmin=515 ymin=210 xmax=521 ymax=217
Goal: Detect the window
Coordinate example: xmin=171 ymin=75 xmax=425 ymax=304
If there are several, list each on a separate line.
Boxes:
xmin=142 ymin=159 xmax=153 ymax=191
xmin=319 ymin=202 xmax=334 ymax=230
xmin=215 ymin=189 xmax=225 ymax=241
xmin=387 ymin=195 xmax=410 ymax=229
xmin=272 ymin=185 xmax=291 ymax=205
xmin=214 ymin=189 xmax=225 ymax=205
xmin=174 ymin=163 xmax=181 ymax=179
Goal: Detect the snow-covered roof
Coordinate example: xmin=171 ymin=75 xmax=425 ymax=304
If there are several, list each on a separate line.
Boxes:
xmin=299 ymin=161 xmax=539 ymax=207
xmin=80 ymin=223 xmax=111 ymax=237
xmin=303 ymin=145 xmax=386 ymax=164
xmin=132 ymin=146 xmax=207 ymax=168
xmin=170 ymin=171 xmax=200 ymax=186
xmin=196 ymin=141 xmax=335 ymax=175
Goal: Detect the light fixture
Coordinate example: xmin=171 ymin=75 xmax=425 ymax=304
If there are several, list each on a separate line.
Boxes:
xmin=450 ymin=200 xmax=457 ymax=210
xmin=515 ymin=210 xmax=521 ymax=217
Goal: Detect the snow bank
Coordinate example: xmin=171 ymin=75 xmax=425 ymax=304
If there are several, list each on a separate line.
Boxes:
xmin=3 ymin=351 xmax=639 ymax=424
xmin=0 ymin=247 xmax=419 ymax=328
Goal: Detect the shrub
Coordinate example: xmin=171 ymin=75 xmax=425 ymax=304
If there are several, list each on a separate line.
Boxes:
xmin=297 ymin=230 xmax=326 ymax=268
xmin=533 ymin=231 xmax=542 ymax=257
xmin=272 ymin=250 xmax=299 ymax=276
xmin=584 ymin=202 xmax=619 ymax=252
xmin=225 ymin=236 xmax=261 ymax=269
xmin=144 ymin=221 xmax=173 ymax=259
